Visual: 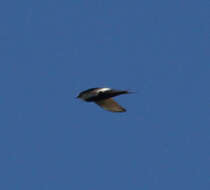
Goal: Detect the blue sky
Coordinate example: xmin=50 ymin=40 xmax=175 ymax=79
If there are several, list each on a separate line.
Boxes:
xmin=0 ymin=0 xmax=209 ymax=189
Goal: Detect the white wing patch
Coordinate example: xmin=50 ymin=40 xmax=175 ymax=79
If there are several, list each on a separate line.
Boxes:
xmin=96 ymin=88 xmax=111 ymax=93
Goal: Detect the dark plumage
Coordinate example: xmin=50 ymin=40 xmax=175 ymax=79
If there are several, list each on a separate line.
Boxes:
xmin=77 ymin=87 xmax=131 ymax=112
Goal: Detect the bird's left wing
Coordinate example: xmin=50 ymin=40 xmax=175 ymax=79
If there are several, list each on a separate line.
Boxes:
xmin=95 ymin=98 xmax=126 ymax=112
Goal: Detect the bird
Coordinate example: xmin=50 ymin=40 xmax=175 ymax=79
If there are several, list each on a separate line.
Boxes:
xmin=76 ymin=87 xmax=132 ymax=112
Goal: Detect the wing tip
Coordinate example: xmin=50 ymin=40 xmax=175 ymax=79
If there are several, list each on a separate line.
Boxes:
xmin=109 ymin=108 xmax=126 ymax=113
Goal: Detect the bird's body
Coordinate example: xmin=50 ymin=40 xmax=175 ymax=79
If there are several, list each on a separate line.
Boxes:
xmin=77 ymin=87 xmax=131 ymax=112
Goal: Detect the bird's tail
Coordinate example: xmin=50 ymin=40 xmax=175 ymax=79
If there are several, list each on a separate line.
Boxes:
xmin=124 ymin=90 xmax=136 ymax=94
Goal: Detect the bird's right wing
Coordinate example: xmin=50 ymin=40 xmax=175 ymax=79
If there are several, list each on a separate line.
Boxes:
xmin=95 ymin=98 xmax=126 ymax=112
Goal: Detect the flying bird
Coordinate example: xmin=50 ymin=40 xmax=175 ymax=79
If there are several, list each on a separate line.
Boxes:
xmin=76 ymin=87 xmax=132 ymax=112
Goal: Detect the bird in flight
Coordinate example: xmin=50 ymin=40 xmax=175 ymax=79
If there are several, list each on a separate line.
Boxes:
xmin=76 ymin=87 xmax=132 ymax=112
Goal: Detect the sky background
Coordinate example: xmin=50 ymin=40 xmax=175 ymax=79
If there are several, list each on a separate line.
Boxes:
xmin=0 ymin=0 xmax=209 ymax=189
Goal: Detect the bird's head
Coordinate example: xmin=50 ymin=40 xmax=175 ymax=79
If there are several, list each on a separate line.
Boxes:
xmin=76 ymin=93 xmax=82 ymax=99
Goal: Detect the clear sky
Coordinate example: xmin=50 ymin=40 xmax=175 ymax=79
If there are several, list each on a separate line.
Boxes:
xmin=0 ymin=0 xmax=209 ymax=189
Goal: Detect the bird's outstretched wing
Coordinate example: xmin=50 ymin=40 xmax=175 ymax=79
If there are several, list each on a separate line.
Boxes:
xmin=95 ymin=98 xmax=126 ymax=112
